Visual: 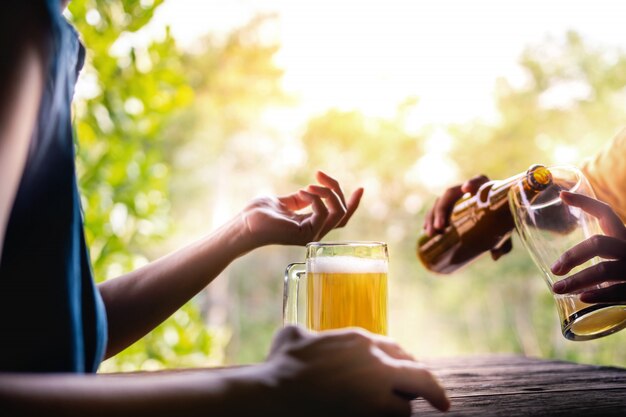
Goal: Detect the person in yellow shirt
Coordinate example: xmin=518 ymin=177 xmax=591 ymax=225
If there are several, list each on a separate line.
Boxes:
xmin=423 ymin=128 xmax=626 ymax=303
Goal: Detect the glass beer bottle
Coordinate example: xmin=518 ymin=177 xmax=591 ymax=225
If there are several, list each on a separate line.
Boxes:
xmin=417 ymin=165 xmax=552 ymax=274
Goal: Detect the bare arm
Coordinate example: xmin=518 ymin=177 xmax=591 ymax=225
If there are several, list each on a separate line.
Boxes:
xmin=100 ymin=172 xmax=364 ymax=357
xmin=99 ymin=215 xmax=251 ymax=357
xmin=0 ymin=364 xmax=278 ymax=417
xmin=0 ymin=6 xmax=47 ymax=262
xmin=0 ymin=327 xmax=449 ymax=417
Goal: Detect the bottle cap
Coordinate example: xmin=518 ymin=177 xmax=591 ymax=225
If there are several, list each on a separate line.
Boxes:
xmin=526 ymin=164 xmax=552 ymax=190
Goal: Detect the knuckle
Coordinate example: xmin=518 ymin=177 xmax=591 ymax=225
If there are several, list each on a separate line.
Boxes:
xmin=315 ymin=201 xmax=329 ymax=215
xmin=473 ymin=174 xmax=490 ymax=183
xmin=280 ymin=325 xmax=304 ymax=341
xmin=442 ymin=188 xmax=458 ymax=200
xmin=416 ymin=366 xmax=433 ymax=380
xmin=559 ymin=250 xmax=572 ymax=265
xmin=589 ymin=234 xmax=605 ymax=248
xmin=596 ymin=261 xmax=610 ymax=276
xmin=349 ymin=329 xmax=372 ymax=346
xmin=433 ymin=204 xmax=447 ymax=218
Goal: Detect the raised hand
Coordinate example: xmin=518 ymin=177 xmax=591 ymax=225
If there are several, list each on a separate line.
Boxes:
xmin=241 ymin=171 xmax=364 ymax=247
xmin=266 ymin=326 xmax=450 ymax=416
xmin=423 ymin=174 xmax=512 ymax=260
xmin=551 ymin=191 xmax=626 ymax=303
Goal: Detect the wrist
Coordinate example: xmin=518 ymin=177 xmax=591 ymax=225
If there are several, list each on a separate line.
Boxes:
xmin=204 ymin=213 xmax=259 ymax=259
xmin=220 ymin=363 xmax=286 ymax=416
xmin=234 ymin=209 xmax=268 ymax=252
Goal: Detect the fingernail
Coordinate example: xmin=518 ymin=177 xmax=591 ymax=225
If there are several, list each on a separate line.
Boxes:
xmin=434 ymin=217 xmax=443 ymax=229
xmin=551 ymin=259 xmax=562 ymax=274
xmin=553 ymin=281 xmax=565 ymax=293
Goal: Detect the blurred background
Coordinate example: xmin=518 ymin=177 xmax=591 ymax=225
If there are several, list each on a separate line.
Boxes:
xmin=66 ymin=0 xmax=626 ymax=372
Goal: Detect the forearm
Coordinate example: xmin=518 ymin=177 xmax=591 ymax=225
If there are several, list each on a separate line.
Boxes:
xmin=0 ymin=364 xmax=282 ymax=417
xmin=99 ymin=215 xmax=256 ymax=357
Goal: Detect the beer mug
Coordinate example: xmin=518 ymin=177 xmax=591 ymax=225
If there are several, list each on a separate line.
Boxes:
xmin=283 ymin=241 xmax=388 ymax=335
xmin=509 ymin=165 xmax=626 ymax=340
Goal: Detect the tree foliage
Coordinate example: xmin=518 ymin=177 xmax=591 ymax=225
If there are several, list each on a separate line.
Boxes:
xmin=67 ymin=0 xmax=626 ymax=370
xmin=68 ymin=0 xmax=209 ymax=372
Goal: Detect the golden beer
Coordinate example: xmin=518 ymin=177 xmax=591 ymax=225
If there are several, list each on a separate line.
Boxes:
xmin=556 ymin=294 xmax=626 ymax=340
xmin=510 ymin=166 xmax=626 ymax=340
xmin=306 ymin=256 xmax=388 ymax=335
xmin=284 ymin=242 xmax=389 ymax=334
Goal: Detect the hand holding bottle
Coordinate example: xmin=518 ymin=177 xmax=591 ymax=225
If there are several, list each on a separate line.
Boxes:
xmin=422 ymin=174 xmax=513 ymax=261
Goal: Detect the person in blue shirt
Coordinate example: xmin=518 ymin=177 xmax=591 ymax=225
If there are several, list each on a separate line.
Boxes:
xmin=0 ymin=2 xmax=449 ymax=416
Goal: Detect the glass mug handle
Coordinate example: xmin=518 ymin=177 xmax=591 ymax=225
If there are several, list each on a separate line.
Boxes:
xmin=283 ymin=262 xmax=305 ymax=326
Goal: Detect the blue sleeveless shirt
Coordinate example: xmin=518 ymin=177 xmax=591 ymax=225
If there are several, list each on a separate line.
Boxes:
xmin=0 ymin=1 xmax=107 ymax=373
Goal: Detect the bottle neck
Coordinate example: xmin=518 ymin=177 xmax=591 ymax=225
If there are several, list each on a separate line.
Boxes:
xmin=488 ymin=172 xmax=527 ymax=208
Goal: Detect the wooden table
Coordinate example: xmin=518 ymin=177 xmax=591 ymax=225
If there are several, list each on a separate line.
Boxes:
xmin=412 ymin=355 xmax=626 ymax=416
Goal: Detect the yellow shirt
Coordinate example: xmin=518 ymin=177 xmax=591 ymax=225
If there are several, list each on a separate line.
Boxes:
xmin=581 ymin=127 xmax=626 ymax=222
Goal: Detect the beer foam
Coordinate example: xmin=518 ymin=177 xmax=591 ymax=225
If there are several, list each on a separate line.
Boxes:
xmin=308 ymin=256 xmax=388 ymax=273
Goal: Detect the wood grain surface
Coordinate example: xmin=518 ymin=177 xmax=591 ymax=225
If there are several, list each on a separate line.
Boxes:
xmin=412 ymin=355 xmax=626 ymax=416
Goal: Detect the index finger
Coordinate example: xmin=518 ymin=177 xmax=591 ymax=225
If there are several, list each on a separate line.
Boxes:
xmin=316 ymin=171 xmax=347 ymax=209
xmin=393 ymin=362 xmax=450 ymax=412
xmin=560 ymin=191 xmax=626 ymax=239
xmin=278 ymin=191 xmax=311 ymax=211
xmin=433 ymin=185 xmax=463 ymax=230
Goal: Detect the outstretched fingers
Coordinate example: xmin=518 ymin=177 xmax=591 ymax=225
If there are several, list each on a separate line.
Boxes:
xmin=316 ymin=170 xmax=347 ymax=209
xmin=316 ymin=171 xmax=363 ymax=228
xmin=306 ymin=184 xmax=346 ymax=238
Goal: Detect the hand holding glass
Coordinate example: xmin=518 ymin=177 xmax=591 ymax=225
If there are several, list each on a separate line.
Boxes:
xmin=510 ymin=166 xmax=626 ymax=340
